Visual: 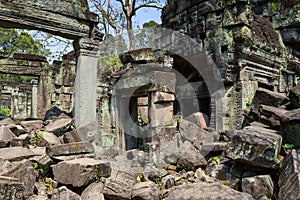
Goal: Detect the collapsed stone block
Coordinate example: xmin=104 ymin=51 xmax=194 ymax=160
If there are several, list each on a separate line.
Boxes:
xmin=278 ymin=150 xmax=300 ymax=200
xmin=0 ymin=176 xmax=24 ymax=200
xmin=47 ymin=186 xmax=81 ymax=200
xmin=242 ymin=175 xmax=274 ymax=199
xmin=81 ymin=182 xmax=105 ymax=200
xmin=46 ymin=141 xmax=94 ymax=158
xmin=289 ymin=84 xmax=300 ymax=109
xmin=0 ymin=125 xmax=16 ymax=147
xmin=281 ymin=109 xmax=300 ymax=149
xmin=225 ymin=125 xmax=282 ymax=168
xmin=21 ymin=120 xmax=43 ymax=133
xmin=131 ymin=181 xmax=160 ymax=200
xmin=0 ymin=147 xmax=37 ymax=161
xmin=52 ymin=158 xmax=111 ymax=187
xmin=251 ymin=88 xmax=289 ymax=114
xmin=44 ymin=118 xmax=73 ymax=136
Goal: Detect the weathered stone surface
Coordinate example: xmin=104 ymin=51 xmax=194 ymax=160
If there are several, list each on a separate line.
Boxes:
xmin=177 ymin=141 xmax=207 ymax=170
xmin=152 ymin=91 xmax=175 ymax=103
xmin=52 ymin=158 xmax=111 ymax=187
xmin=0 ymin=176 xmax=24 ymax=200
xmin=132 ymin=181 xmax=160 ymax=200
xmin=44 ymin=118 xmax=73 ymax=136
xmin=161 ymin=174 xmax=176 ymax=189
xmin=0 ymin=118 xmax=15 ymax=126
xmin=0 ymin=125 xmax=16 ymax=147
xmin=39 ymin=132 xmax=61 ymax=146
xmin=47 ymin=186 xmax=82 ymax=200
xmin=278 ymin=150 xmax=300 ymax=200
xmin=165 ymin=181 xmax=254 ymax=200
xmin=0 ymin=147 xmax=37 ymax=161
xmin=30 ymin=154 xmax=54 ymax=177
xmin=103 ymin=170 xmax=136 ymax=200
xmin=281 ymin=109 xmax=300 ymax=148
xmin=184 ymin=112 xmax=209 ymax=129
xmin=81 ymin=182 xmax=105 ymax=200
xmin=46 ymin=141 xmax=94 ymax=157
xmin=242 ymin=175 xmax=274 ymax=199
xmin=252 ymin=88 xmax=289 ymax=114
xmin=259 ymin=105 xmax=288 ymax=128
xmin=11 ymin=134 xmax=30 ymax=147
xmin=179 ymin=119 xmax=215 ymax=144
xmin=225 ymin=126 xmax=282 ymax=168
xmin=21 ymin=120 xmax=43 ymax=133
xmin=289 ymin=84 xmax=300 ymax=109
xmin=63 ymin=130 xmax=82 ymax=143
xmin=0 ymin=160 xmax=37 ymax=196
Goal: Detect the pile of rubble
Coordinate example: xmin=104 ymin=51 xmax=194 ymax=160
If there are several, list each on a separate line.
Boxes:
xmin=0 ymin=85 xmax=300 ymax=200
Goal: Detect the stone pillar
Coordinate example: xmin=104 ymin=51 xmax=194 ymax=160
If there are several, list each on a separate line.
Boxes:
xmin=73 ymin=38 xmax=99 ymax=129
xmin=31 ymin=79 xmax=38 ymax=118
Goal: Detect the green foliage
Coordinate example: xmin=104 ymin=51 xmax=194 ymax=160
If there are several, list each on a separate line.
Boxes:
xmin=212 ymin=156 xmax=221 ymax=165
xmin=155 ymin=176 xmax=163 ymax=189
xmin=0 ymin=28 xmax=50 ymax=56
xmin=32 ymin=161 xmax=44 ymax=179
xmin=246 ymin=97 xmax=252 ymax=109
xmin=0 ymin=108 xmax=10 ymax=115
xmin=270 ymin=2 xmax=277 ymax=10
xmin=137 ymin=112 xmax=147 ymax=126
xmin=143 ymin=20 xmax=159 ymax=28
xmin=93 ymin=166 xmax=100 ymax=183
xmin=284 ymin=143 xmax=295 ymax=149
xmin=0 ymin=74 xmax=33 ymax=83
xmin=31 ymin=130 xmax=44 ymax=145
xmin=98 ymin=53 xmax=123 ymax=73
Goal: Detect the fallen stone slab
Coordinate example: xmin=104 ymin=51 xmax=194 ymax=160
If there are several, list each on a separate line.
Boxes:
xmin=225 ymin=125 xmax=282 ymax=168
xmin=47 ymin=186 xmax=81 ymax=200
xmin=242 ymin=175 xmax=274 ymax=199
xmin=0 ymin=125 xmax=16 ymax=147
xmin=0 ymin=118 xmax=15 ymax=126
xmin=0 ymin=147 xmax=37 ymax=161
xmin=38 ymin=131 xmax=61 ymax=146
xmin=63 ymin=129 xmax=82 ymax=143
xmin=131 ymin=181 xmax=160 ymax=200
xmin=281 ymin=109 xmax=300 ymax=148
xmin=11 ymin=134 xmax=30 ymax=147
xmin=46 ymin=141 xmax=94 ymax=157
xmin=259 ymin=105 xmax=288 ymax=128
xmin=289 ymin=84 xmax=300 ymax=109
xmin=165 ymin=181 xmax=254 ymax=200
xmin=177 ymin=141 xmax=207 ymax=170
xmin=0 ymin=176 xmax=24 ymax=200
xmin=252 ymin=88 xmax=289 ymax=114
xmin=30 ymin=154 xmax=54 ymax=177
xmin=103 ymin=171 xmax=136 ymax=200
xmin=52 ymin=158 xmax=111 ymax=187
xmin=44 ymin=118 xmax=73 ymax=136
xmin=184 ymin=112 xmax=209 ymax=129
xmin=81 ymin=182 xmax=105 ymax=200
xmin=21 ymin=120 xmax=43 ymax=133
xmin=278 ymin=150 xmax=300 ymax=200
xmin=0 ymin=160 xmax=37 ymax=197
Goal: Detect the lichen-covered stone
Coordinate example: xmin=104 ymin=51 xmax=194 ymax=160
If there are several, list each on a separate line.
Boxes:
xmin=225 ymin=125 xmax=282 ymax=168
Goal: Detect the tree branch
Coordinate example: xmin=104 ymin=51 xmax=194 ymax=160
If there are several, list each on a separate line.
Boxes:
xmin=132 ymin=4 xmax=163 ymax=14
xmin=91 ymin=0 xmax=120 ymax=35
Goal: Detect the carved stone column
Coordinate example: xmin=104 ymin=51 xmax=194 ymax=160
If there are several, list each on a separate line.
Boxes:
xmin=31 ymin=79 xmax=38 ymax=118
xmin=73 ymin=38 xmax=99 ymax=129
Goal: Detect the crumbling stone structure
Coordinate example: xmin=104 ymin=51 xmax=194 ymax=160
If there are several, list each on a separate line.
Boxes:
xmin=0 ymin=0 xmax=102 ymax=129
xmin=161 ymin=0 xmax=299 ymax=130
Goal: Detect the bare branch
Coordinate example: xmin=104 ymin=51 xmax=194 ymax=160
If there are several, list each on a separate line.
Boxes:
xmin=133 ymin=4 xmax=163 ymax=13
xmin=91 ymin=0 xmax=120 ymax=35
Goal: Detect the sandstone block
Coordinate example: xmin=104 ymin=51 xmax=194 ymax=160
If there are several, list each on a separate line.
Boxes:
xmin=225 ymin=126 xmax=282 ymax=168
xmin=52 ymin=158 xmax=111 ymax=187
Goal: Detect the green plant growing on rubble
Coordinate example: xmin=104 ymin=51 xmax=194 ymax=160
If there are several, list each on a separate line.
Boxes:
xmin=212 ymin=156 xmax=221 ymax=165
xmin=283 ymin=143 xmax=295 ymax=149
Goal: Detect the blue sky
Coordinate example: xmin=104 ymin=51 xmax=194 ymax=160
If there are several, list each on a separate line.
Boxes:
xmin=134 ymin=8 xmax=162 ymax=27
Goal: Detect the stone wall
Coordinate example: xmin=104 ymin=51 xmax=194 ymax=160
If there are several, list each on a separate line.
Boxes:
xmin=161 ymin=0 xmax=299 ymax=130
